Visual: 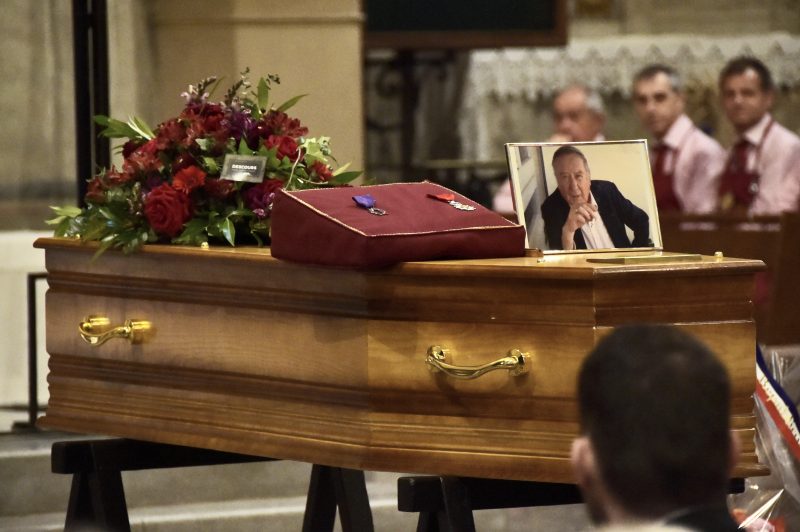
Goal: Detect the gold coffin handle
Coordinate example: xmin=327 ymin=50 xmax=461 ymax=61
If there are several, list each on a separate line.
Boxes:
xmin=426 ymin=345 xmax=530 ymax=380
xmin=79 ymin=315 xmax=152 ymax=346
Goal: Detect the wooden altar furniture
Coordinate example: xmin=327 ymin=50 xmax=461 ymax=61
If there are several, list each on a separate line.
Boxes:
xmin=34 ymin=237 xmax=767 ymax=485
xmin=659 ymin=212 xmax=800 ymax=345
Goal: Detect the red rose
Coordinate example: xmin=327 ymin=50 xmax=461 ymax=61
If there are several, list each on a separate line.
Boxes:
xmin=264 ymin=135 xmax=300 ymax=161
xmin=243 ymin=178 xmax=284 ymax=212
xmin=144 ymin=183 xmax=192 ymax=237
xmin=172 ymin=165 xmax=206 ymax=193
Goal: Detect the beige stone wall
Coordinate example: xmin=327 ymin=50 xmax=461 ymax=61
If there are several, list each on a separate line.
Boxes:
xmin=0 ymin=1 xmax=75 ymax=198
xmin=620 ymin=0 xmax=799 ymax=34
xmin=144 ymin=0 xmax=364 ymax=172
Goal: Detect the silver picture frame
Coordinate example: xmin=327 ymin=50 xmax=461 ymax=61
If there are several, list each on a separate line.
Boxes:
xmin=505 ymin=140 xmax=662 ymax=253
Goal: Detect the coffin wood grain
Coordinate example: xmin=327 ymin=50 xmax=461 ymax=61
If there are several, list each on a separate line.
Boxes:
xmin=35 ymin=238 xmax=767 ymax=482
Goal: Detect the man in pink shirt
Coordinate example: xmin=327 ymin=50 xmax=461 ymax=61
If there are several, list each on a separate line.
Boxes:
xmin=493 ymin=85 xmax=606 ymax=213
xmin=633 ymin=64 xmax=725 ymax=214
xmin=718 ymin=56 xmax=800 ymax=215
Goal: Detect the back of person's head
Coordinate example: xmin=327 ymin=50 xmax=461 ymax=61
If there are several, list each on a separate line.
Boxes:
xmin=577 ymin=324 xmax=732 ymax=518
xmin=719 ymin=56 xmax=774 ymax=92
xmin=633 ymin=64 xmax=683 ymax=93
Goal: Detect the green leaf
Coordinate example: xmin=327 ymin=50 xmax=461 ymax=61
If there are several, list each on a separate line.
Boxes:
xmin=237 ymin=139 xmax=254 ymax=156
xmin=49 ymin=205 xmax=82 ymax=217
xmin=276 ymin=94 xmax=308 ymax=113
xmin=95 ymin=116 xmax=140 ymax=139
xmin=332 ymin=162 xmax=352 ymax=175
xmin=173 ymin=217 xmax=209 ymax=246
xmin=202 ymin=156 xmax=220 ymax=174
xmin=195 ymin=138 xmax=212 ymax=151
xmin=220 ymin=218 xmax=235 ymax=246
xmin=127 ymin=116 xmax=155 ymax=140
xmin=257 ymin=78 xmax=270 ymax=111
xmin=328 ymin=170 xmax=361 ymax=184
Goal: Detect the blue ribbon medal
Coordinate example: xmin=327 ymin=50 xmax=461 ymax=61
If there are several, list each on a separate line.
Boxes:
xmin=353 ymin=194 xmax=387 ymax=216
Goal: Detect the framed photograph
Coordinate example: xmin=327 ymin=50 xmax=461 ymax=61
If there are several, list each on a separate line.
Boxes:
xmin=505 ymin=140 xmax=661 ymax=252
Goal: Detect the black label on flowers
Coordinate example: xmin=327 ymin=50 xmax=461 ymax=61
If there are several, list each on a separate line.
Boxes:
xmin=221 ymin=155 xmax=267 ymax=183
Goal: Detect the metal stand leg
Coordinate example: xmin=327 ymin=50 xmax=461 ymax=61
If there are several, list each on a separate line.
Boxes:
xmin=439 ymin=477 xmax=476 ymax=532
xmin=302 ymin=464 xmax=374 ymax=532
xmin=65 ymin=470 xmax=130 ymax=532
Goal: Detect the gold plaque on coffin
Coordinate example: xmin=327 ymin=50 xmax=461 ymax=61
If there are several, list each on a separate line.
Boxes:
xmin=34 ymin=238 xmax=768 ymax=482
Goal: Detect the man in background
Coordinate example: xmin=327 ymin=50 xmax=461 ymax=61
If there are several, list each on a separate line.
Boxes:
xmin=493 ymin=85 xmax=607 ymax=213
xmin=571 ymin=324 xmax=740 ymax=531
xmin=632 ymin=64 xmax=725 ymax=213
xmin=549 ymin=84 xmax=607 ymax=143
xmin=718 ymin=56 xmax=800 ymax=214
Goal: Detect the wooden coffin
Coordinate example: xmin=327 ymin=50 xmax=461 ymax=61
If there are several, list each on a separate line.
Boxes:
xmin=34 ymin=237 xmax=768 ymax=483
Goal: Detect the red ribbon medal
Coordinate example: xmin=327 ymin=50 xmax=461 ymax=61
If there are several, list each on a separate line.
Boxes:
xmin=426 ymin=193 xmax=476 ymax=211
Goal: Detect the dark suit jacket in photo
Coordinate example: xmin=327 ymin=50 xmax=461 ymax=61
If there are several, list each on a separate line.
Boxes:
xmin=541 ymin=180 xmax=651 ymax=250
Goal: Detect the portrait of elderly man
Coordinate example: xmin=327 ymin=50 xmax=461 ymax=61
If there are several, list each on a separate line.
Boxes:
xmin=541 ymin=145 xmax=651 ymax=250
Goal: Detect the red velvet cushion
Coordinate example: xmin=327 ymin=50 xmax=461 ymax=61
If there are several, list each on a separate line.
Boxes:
xmin=270 ymin=182 xmax=525 ymax=268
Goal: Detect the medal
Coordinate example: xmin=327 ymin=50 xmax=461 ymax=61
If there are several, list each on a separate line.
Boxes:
xmin=352 ymin=194 xmax=387 ymax=215
xmin=427 ymin=193 xmax=477 ymax=211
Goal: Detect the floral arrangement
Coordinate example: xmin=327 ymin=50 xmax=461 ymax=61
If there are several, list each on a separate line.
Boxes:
xmin=49 ymin=69 xmax=360 ymax=255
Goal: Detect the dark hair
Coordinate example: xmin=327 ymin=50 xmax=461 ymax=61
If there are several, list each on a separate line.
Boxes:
xmin=633 ymin=64 xmax=683 ymax=92
xmin=578 ymin=324 xmax=731 ymax=518
xmin=719 ymin=56 xmax=775 ymax=92
xmin=552 ymin=145 xmax=589 ymax=171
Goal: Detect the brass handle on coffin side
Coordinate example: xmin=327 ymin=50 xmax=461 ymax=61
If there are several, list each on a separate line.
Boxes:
xmin=426 ymin=346 xmax=530 ymax=380
xmin=79 ymin=315 xmax=152 ymax=346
